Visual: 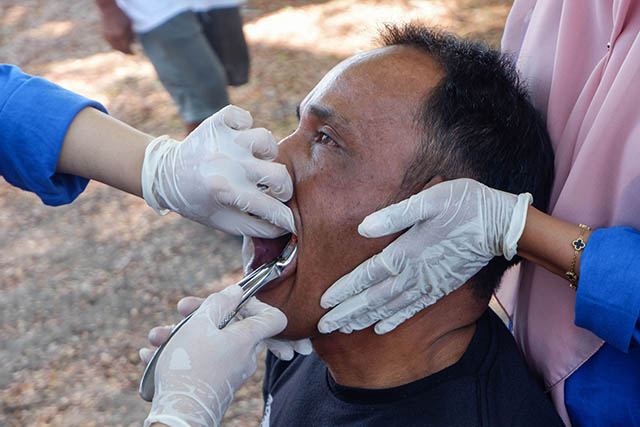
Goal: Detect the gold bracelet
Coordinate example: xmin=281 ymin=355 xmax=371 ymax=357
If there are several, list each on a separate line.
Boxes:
xmin=565 ymin=224 xmax=592 ymax=290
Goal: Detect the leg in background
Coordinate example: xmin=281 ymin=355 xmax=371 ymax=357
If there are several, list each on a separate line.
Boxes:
xmin=137 ymin=11 xmax=230 ymax=132
xmin=198 ymin=6 xmax=250 ymax=87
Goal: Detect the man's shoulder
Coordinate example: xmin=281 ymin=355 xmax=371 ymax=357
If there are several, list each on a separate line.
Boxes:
xmin=261 ymin=312 xmax=563 ymax=427
xmin=480 ymin=310 xmax=563 ymax=426
xmin=264 ymin=349 xmax=323 ymax=391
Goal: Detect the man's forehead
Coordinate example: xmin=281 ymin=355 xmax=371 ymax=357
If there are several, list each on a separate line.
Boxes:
xmin=301 ymin=47 xmax=407 ymax=106
xmin=299 ymin=45 xmax=441 ymax=131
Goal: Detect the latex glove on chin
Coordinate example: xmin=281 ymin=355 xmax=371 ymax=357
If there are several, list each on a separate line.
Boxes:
xmin=142 ymin=105 xmax=296 ymax=238
xmin=317 ymin=178 xmax=532 ymax=336
xmin=140 ymin=246 xmax=312 ymax=368
xmin=144 ymin=294 xmax=312 ymax=363
xmin=143 ymin=286 xmax=287 ymax=427
xmin=141 ymin=239 xmax=314 ymax=362
xmin=141 ymin=239 xmax=312 ymax=364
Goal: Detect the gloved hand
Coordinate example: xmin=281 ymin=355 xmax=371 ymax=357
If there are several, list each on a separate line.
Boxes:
xmin=141 ymin=293 xmax=312 ymax=364
xmin=317 ymin=178 xmax=532 ymax=335
xmin=142 ymin=105 xmax=296 ymax=238
xmin=143 ymin=286 xmax=287 ymax=427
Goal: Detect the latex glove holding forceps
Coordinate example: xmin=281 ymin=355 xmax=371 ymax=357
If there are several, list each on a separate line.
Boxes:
xmin=140 ymin=228 xmax=311 ymax=427
xmin=142 ymin=285 xmax=288 ymax=427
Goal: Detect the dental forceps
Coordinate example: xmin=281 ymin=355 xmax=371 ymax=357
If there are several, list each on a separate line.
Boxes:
xmin=139 ymin=238 xmax=297 ymax=402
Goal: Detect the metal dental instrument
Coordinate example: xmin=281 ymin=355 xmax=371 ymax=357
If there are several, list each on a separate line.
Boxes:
xmin=139 ymin=238 xmax=297 ymax=402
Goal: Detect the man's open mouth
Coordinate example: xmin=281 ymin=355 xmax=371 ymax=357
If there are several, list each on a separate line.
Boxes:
xmin=249 ymin=233 xmax=298 ymax=285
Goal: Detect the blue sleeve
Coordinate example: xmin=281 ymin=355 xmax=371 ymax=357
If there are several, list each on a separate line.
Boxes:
xmin=575 ymin=227 xmax=640 ymax=352
xmin=0 ymin=64 xmax=107 ymax=206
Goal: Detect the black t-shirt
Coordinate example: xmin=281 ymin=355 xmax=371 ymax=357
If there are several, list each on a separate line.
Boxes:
xmin=261 ymin=309 xmax=563 ymax=427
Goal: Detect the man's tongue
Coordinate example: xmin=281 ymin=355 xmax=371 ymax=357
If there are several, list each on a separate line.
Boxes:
xmin=250 ymin=233 xmax=292 ymax=271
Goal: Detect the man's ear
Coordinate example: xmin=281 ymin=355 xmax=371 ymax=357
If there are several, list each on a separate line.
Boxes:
xmin=423 ymin=175 xmax=444 ymax=191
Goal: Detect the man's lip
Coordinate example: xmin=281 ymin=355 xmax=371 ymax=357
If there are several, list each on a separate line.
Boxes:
xmin=248 ymin=184 xmax=301 ymax=293
xmin=250 ymin=233 xmax=293 ymax=270
xmin=248 ymin=231 xmax=298 ymax=288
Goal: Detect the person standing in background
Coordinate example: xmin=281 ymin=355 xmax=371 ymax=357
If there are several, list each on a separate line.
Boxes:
xmin=95 ymin=0 xmax=250 ymax=132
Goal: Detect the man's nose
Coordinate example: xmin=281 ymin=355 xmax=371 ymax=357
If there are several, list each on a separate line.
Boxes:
xmin=274 ymin=133 xmax=297 ymax=184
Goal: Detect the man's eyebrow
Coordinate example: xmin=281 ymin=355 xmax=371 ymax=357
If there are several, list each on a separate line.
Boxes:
xmin=298 ymin=103 xmax=351 ymax=130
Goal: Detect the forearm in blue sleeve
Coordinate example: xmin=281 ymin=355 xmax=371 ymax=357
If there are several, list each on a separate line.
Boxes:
xmin=0 ymin=64 xmax=107 ymax=206
xmin=575 ymin=227 xmax=640 ymax=352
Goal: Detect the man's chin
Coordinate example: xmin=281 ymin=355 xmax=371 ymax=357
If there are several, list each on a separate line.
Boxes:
xmin=255 ymin=265 xmax=296 ymax=299
xmin=255 ymin=275 xmax=295 ymax=313
xmin=272 ymin=321 xmax=322 ymax=341
xmin=256 ymin=276 xmax=321 ymax=340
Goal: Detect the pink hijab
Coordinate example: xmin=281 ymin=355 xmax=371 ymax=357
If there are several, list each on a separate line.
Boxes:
xmin=497 ymin=0 xmax=640 ymax=424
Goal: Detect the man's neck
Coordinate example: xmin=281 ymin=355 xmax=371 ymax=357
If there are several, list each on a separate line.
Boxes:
xmin=311 ymin=286 xmax=486 ymax=389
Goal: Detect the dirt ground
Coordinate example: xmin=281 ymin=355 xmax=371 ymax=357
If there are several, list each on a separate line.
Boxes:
xmin=1 ymin=1 xmax=512 ymax=425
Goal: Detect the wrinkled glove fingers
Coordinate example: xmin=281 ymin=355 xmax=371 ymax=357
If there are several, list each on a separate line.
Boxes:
xmin=262 ymin=337 xmax=312 ymax=360
xmin=292 ymin=338 xmax=313 ymax=355
xmin=263 ymin=338 xmax=295 ymax=361
xmin=331 ymin=274 xmax=419 ymax=332
xmin=374 ymin=294 xmax=439 ymax=335
xmin=317 ymin=277 xmax=405 ymax=334
xmin=218 ymin=104 xmax=253 ymax=130
xmin=238 ymin=296 xmax=269 ymax=317
xmin=342 ymin=282 xmax=425 ymax=332
xmin=148 ymin=325 xmax=174 ymax=347
xmin=358 ymin=189 xmax=443 ymax=238
xmin=227 ymin=210 xmax=291 ymax=238
xmin=234 ymin=128 xmax=278 ymax=160
xmin=240 ymin=160 xmax=293 ymax=202
xmin=217 ymin=188 xmax=296 ymax=235
xmin=141 ymin=323 xmax=175 ymax=365
xmin=177 ymin=296 xmax=204 ymax=317
xmin=231 ymin=297 xmax=288 ymax=341
xmin=320 ymin=253 xmax=397 ymax=310
xmin=200 ymin=285 xmax=244 ymax=327
xmin=240 ymin=298 xmax=311 ymax=360
xmin=139 ymin=347 xmax=155 ymax=365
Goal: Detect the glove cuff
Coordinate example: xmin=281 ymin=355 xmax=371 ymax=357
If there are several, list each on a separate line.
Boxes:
xmin=144 ymin=413 xmax=192 ymax=427
xmin=141 ymin=135 xmax=174 ymax=216
xmin=503 ymin=192 xmax=533 ymax=260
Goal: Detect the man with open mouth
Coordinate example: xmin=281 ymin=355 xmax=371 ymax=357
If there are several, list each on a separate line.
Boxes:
xmin=143 ymin=22 xmax=564 ymax=427
xmin=240 ymin=23 xmax=562 ymax=426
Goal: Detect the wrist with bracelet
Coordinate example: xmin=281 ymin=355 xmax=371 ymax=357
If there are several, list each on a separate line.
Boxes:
xmin=565 ymin=223 xmax=592 ymax=291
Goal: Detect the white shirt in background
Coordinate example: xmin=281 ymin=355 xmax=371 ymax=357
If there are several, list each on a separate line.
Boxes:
xmin=116 ymin=0 xmax=245 ymax=33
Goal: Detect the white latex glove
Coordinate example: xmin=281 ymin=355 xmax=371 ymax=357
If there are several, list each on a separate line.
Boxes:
xmin=317 ymin=178 xmax=532 ymax=335
xmin=144 ymin=286 xmax=287 ymax=427
xmin=142 ymin=105 xmax=296 ymax=238
xmin=142 ymin=289 xmax=312 ymax=363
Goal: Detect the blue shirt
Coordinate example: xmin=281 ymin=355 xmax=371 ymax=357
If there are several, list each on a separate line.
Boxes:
xmin=0 ymin=64 xmax=107 ymax=205
xmin=566 ymin=227 xmax=640 ymax=426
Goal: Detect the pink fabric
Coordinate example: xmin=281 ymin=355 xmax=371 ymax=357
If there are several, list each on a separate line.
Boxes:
xmin=498 ymin=0 xmax=640 ymax=425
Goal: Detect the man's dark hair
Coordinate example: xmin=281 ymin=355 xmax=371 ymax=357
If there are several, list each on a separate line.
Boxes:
xmin=381 ymin=24 xmax=555 ymax=300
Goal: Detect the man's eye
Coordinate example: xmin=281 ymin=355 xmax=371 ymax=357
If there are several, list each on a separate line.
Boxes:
xmin=314 ymin=132 xmax=337 ymax=147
